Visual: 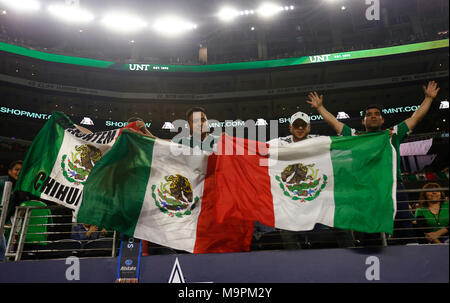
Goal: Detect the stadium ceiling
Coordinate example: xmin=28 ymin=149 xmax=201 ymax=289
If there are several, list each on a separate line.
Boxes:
xmin=1 ymin=0 xmax=447 ymax=58
xmin=0 ymin=0 xmax=334 ymax=38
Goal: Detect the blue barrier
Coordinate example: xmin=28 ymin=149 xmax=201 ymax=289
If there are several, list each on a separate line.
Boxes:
xmin=0 ymin=244 xmax=447 ymax=283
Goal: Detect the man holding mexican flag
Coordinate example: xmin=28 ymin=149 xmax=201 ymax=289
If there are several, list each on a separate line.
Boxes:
xmin=306 ymin=80 xmax=441 ymax=245
xmin=8 ymin=112 xmax=148 ymax=223
xmin=13 ymin=106 xmax=403 ymax=254
xmin=75 ymin=124 xmax=398 ymax=253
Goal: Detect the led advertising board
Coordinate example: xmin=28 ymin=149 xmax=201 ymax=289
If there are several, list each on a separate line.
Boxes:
xmin=1 ymin=40 xmax=448 ymax=72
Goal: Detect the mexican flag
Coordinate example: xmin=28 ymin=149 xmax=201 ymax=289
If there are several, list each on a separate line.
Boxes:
xmin=78 ymin=130 xmax=396 ymax=253
xmin=15 ymin=111 xmax=138 ymax=212
xmin=77 ymin=131 xmax=254 ymax=253
xmin=214 ymin=133 xmax=397 ymax=234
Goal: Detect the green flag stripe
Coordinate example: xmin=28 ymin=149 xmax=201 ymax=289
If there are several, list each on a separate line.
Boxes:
xmin=77 ymin=131 xmax=155 ymax=236
xmin=436 ymin=172 xmax=448 ymax=179
xmin=331 ymin=132 xmax=394 ymax=234
xmin=15 ymin=111 xmax=72 ymax=196
xmin=407 ymin=174 xmax=417 ymax=181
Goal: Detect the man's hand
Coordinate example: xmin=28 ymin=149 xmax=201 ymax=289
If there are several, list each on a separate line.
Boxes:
xmin=86 ymin=225 xmax=98 ymax=238
xmin=423 ymin=80 xmax=440 ymax=99
xmin=135 ymin=120 xmax=156 ymax=138
xmin=405 ymin=80 xmax=440 ymax=131
xmin=305 ymin=91 xmax=344 ymax=135
xmin=127 ymin=122 xmax=156 ymax=139
xmin=425 ymin=231 xmax=442 ymax=243
xmin=306 ymin=92 xmax=324 ymax=109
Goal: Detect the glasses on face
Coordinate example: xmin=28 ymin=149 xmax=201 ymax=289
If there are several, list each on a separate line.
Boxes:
xmin=292 ymin=120 xmax=308 ymax=129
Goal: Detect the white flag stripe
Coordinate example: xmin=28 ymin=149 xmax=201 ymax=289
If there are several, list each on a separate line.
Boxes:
xmin=43 ymin=128 xmax=116 ymax=212
xmin=134 ymin=139 xmax=209 ymax=252
xmin=268 ymin=136 xmax=335 ymax=230
xmin=390 ymin=139 xmax=398 ymax=220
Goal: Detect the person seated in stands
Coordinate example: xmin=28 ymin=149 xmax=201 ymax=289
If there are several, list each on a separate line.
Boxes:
xmin=1 ymin=160 xmax=23 ymax=261
xmin=415 ymin=182 xmax=449 ymax=244
xmin=0 ymin=160 xmax=22 ymax=187
xmin=72 ymin=223 xmax=106 ymax=241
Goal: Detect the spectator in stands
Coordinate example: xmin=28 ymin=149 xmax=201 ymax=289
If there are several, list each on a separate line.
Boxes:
xmin=267 ymin=111 xmax=315 ymax=146
xmin=0 ymin=161 xmax=23 ymax=198
xmin=174 ymin=107 xmax=218 ymax=151
xmin=174 ymin=107 xmax=254 ymax=254
xmin=1 ymin=160 xmax=23 ymax=261
xmin=260 ymin=112 xmax=312 ymax=249
xmin=307 ymin=81 xmax=441 ymax=245
xmin=263 ymin=112 xmax=354 ymax=249
xmin=415 ymin=182 xmax=449 ymax=244
xmin=72 ymin=223 xmax=106 ymax=241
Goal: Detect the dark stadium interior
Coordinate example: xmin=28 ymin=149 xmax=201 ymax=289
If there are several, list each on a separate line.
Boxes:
xmin=0 ymin=0 xmax=448 ymax=178
xmin=0 ymin=0 xmax=449 ymax=280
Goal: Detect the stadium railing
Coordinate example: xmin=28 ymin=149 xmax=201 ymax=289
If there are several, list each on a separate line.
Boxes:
xmin=0 ymin=182 xmax=118 ymax=261
xmin=2 ymin=204 xmax=118 ymax=261
xmin=1 ymin=183 xmax=448 ymax=261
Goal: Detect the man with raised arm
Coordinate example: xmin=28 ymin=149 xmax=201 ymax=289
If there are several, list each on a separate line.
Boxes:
xmin=306 ymin=81 xmax=441 ymax=245
xmin=306 ymin=81 xmax=440 ymax=138
xmin=258 ymin=111 xmax=354 ymax=250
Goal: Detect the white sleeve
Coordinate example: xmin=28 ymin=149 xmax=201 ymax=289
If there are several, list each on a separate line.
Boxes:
xmin=266 ymin=138 xmax=280 ymax=147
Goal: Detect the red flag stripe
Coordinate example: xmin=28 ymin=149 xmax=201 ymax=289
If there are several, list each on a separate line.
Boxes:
xmin=194 ymin=154 xmax=255 ymax=253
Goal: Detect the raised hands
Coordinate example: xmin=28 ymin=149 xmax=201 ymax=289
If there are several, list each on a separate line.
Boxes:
xmin=306 ymin=91 xmax=324 ymax=109
xmin=423 ymin=80 xmax=440 ymax=99
xmin=135 ymin=120 xmax=156 ymax=138
xmin=304 ymin=91 xmax=344 ymax=134
xmin=126 ymin=120 xmax=156 ymax=138
xmin=406 ymin=80 xmax=440 ymax=131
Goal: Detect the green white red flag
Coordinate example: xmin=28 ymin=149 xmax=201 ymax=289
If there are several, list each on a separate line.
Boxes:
xmin=15 ymin=111 xmax=139 ymax=212
xmin=77 ymin=131 xmax=396 ymax=253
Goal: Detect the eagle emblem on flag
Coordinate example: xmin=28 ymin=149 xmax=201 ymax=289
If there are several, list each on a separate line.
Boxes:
xmin=275 ymin=163 xmax=328 ymax=203
xmin=61 ymin=144 xmax=103 ymax=185
xmin=152 ymin=174 xmax=199 ymax=218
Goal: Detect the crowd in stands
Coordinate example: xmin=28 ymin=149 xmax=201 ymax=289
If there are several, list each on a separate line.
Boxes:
xmin=0 ymin=81 xmax=448 ymax=261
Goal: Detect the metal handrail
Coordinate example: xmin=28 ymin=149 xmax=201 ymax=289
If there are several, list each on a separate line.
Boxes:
xmin=3 ymin=203 xmax=119 ymax=261
xmin=397 ymin=187 xmax=449 ymax=193
xmin=2 ymin=185 xmax=449 ymax=261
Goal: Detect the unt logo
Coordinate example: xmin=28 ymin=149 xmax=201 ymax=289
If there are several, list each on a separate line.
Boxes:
xmin=129 ymin=64 xmax=150 ymax=71
xmin=309 ymin=55 xmax=331 ymax=63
